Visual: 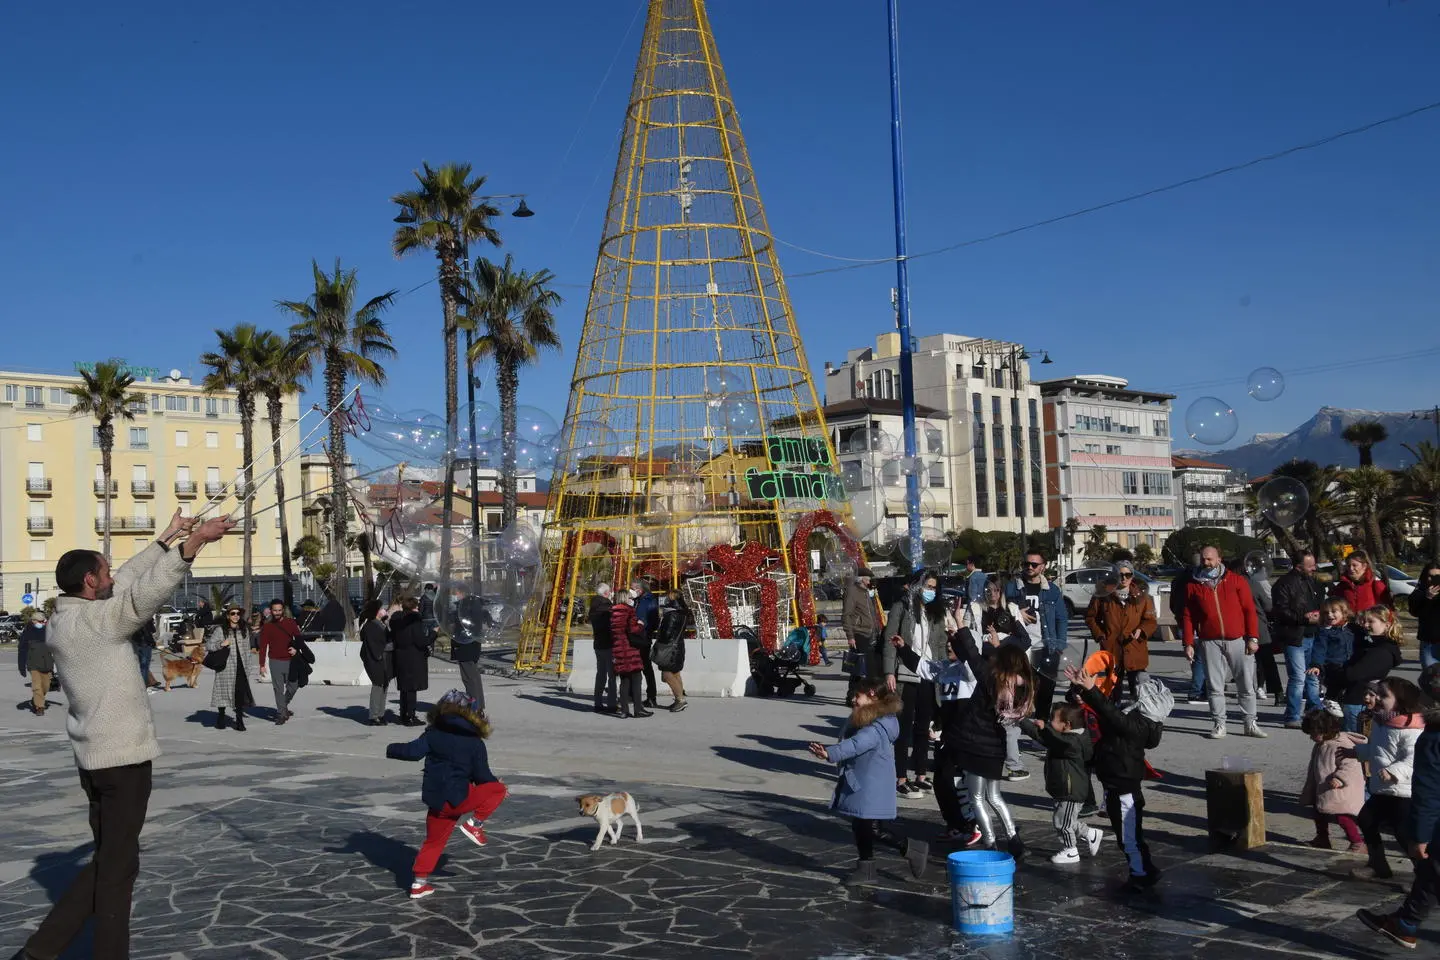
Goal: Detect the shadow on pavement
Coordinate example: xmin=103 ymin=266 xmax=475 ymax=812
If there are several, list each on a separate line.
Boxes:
xmin=515 ymin=693 xmax=597 ymax=713
xmin=318 ymin=705 xmax=373 ymax=725
xmin=324 ymin=830 xmax=418 ymax=890
xmin=711 ymin=745 xmax=831 ymax=780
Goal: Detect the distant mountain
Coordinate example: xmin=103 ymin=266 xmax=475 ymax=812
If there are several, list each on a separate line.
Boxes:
xmin=1177 ymin=406 xmax=1438 ymax=477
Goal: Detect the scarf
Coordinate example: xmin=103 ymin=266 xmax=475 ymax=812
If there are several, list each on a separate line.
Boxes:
xmin=1196 ymin=565 xmax=1222 ymax=586
xmin=1373 ymin=709 xmax=1426 ymax=730
xmin=995 ymin=675 xmax=1031 ymax=726
xmin=1115 ymin=587 xmax=1130 ymax=602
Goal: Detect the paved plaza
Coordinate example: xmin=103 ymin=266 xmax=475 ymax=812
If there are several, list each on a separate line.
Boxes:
xmin=1 ymin=639 xmax=1433 ymax=959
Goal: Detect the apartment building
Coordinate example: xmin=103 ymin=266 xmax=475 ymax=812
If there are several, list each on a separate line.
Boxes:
xmin=0 ymin=364 xmax=304 ymax=609
xmin=823 ymin=333 xmax=1047 ymax=535
xmin=1039 ymin=375 xmax=1177 ymax=565
xmin=1173 ymin=456 xmax=1252 ymax=537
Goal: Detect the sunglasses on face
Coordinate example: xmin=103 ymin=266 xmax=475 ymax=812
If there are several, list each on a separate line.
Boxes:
xmin=1024 ymin=561 xmax=1043 ymax=569
xmin=1118 ymin=572 xmax=1133 ymax=579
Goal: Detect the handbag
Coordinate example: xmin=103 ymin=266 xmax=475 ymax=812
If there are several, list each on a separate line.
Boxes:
xmin=841 ymin=649 xmax=867 ymax=677
xmin=203 ymin=646 xmax=230 ymax=671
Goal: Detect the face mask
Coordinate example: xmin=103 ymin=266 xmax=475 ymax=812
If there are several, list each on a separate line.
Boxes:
xmin=921 ymin=589 xmax=936 ymax=604
xmin=1197 ymin=564 xmax=1221 ymax=581
xmin=868 ymin=588 xmax=876 ymax=598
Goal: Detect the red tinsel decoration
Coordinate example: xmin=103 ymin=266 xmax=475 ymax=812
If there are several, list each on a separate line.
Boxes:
xmin=704 ymin=541 xmax=784 ymax=651
xmin=788 ymin=509 xmax=866 ymax=665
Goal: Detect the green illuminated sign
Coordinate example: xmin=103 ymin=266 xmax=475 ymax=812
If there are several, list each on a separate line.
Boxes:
xmin=745 ymin=467 xmax=845 ymax=503
xmin=765 ymin=435 xmax=831 ymax=467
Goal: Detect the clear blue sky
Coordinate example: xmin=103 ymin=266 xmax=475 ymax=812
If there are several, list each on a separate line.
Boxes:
xmin=3 ymin=0 xmax=1437 ymax=453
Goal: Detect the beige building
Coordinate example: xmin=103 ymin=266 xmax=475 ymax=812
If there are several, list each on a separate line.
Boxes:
xmin=0 ymin=364 xmax=305 ymax=609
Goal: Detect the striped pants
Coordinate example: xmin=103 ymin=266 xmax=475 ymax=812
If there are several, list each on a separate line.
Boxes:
xmin=1053 ymin=800 xmax=1083 ymax=850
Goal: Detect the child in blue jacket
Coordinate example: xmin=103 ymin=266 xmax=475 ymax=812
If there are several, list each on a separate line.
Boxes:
xmin=387 ymin=689 xmax=506 ymax=900
xmin=1307 ymin=600 xmax=1364 ymax=676
xmin=809 ymin=678 xmax=929 ymax=885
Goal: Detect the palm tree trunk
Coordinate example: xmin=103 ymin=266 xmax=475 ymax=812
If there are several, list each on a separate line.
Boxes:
xmin=437 ymin=241 xmax=461 ymax=632
xmin=1360 ymin=445 xmax=1374 ymax=468
xmin=500 ymin=358 xmax=519 ymax=527
xmin=325 ymin=352 xmax=353 ymax=635
xmin=1366 ymin=510 xmax=1384 ymax=561
xmin=268 ymin=392 xmax=295 ymax=609
xmin=361 ymin=538 xmax=375 ymax=603
xmin=240 ymin=392 xmax=255 ymax=616
xmin=100 ymin=420 xmax=113 ymax=560
xmin=1266 ymin=519 xmax=1303 ymax=560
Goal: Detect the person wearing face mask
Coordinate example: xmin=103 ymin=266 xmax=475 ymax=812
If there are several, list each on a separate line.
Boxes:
xmin=842 ymin=567 xmax=881 ymax=706
xmin=882 ymin=571 xmax=950 ymax=799
xmin=629 ymin=578 xmax=661 ymax=710
xmin=1180 ymin=545 xmax=1264 ymax=740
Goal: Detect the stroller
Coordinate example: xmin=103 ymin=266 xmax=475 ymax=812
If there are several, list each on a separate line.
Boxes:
xmin=743 ymin=625 xmax=817 ymax=698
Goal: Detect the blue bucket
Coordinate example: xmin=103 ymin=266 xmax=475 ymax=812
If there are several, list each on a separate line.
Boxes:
xmin=946 ymin=850 xmax=1015 ymax=935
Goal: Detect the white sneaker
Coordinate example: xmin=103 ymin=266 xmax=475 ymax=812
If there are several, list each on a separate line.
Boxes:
xmin=1243 ymin=722 xmax=1269 ymax=739
xmin=1050 ymin=847 xmax=1081 ymax=865
xmin=1206 ymin=723 xmax=1227 ymax=740
xmin=1085 ymin=827 xmax=1103 ymax=857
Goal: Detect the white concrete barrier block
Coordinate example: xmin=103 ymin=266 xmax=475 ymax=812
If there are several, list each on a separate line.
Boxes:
xmin=566 ymin=638 xmax=750 ymax=699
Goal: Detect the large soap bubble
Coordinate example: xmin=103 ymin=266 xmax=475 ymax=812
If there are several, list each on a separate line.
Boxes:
xmin=721 ymin=395 xmax=763 ymax=435
xmin=1257 ymin=476 xmax=1309 ymax=527
xmin=1246 ymin=367 xmax=1285 ymax=402
xmin=1184 ymin=397 xmax=1239 ymax=446
xmin=498 ymin=521 xmax=542 ymax=567
xmin=355 ymin=406 xmax=450 ymax=464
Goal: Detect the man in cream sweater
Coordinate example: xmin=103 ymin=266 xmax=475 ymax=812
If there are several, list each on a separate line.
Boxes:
xmin=15 ymin=509 xmax=232 ymax=960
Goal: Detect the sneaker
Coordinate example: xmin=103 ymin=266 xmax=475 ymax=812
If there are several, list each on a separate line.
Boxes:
xmin=1306 ymin=836 xmax=1333 ymax=850
xmin=1350 ymin=864 xmax=1395 ymax=881
xmin=409 ymin=879 xmax=435 ymax=900
xmin=1356 ymin=908 xmax=1418 ymax=949
xmin=1284 ymin=721 xmax=1304 ymax=730
xmin=897 ymin=782 xmax=920 ymax=799
xmin=1206 ymin=723 xmax=1227 ymax=740
xmin=1050 ymin=847 xmax=1081 ymax=865
xmin=1185 ymin=692 xmax=1206 ymax=704
xmin=669 ymin=700 xmax=688 ymax=713
xmin=1123 ymin=870 xmax=1161 ymax=891
xmin=1085 ymin=827 xmax=1103 ymax=857
xmin=1003 ymin=767 xmax=1031 ymax=782
xmin=459 ymin=818 xmax=487 ymax=848
xmin=1348 ymin=842 xmax=1369 ymax=856
xmin=911 ymin=777 xmax=934 ymax=793
xmin=1243 ymin=722 xmax=1269 ymax=739
xmin=964 ymin=827 xmax=985 ymax=848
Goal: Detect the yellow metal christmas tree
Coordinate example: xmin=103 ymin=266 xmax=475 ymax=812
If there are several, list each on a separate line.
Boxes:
xmin=515 ymin=0 xmax=858 ymax=671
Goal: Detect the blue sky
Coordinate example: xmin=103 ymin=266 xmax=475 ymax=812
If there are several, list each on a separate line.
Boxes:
xmin=3 ymin=0 xmax=1437 ymax=454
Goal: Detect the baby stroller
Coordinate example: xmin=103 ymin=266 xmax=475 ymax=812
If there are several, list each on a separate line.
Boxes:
xmin=743 ymin=625 xmax=816 ymax=698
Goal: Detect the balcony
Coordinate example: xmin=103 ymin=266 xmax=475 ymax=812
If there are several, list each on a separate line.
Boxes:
xmin=27 ymin=517 xmax=53 ymax=534
xmin=175 ymin=481 xmax=198 ymax=498
xmin=26 ymin=477 xmax=52 ymax=496
xmin=93 ymin=480 xmax=118 ymax=497
xmin=131 ymin=480 xmax=155 ymax=497
xmin=94 ymin=516 xmax=157 ymax=534
xmin=205 ymin=481 xmax=227 ymax=496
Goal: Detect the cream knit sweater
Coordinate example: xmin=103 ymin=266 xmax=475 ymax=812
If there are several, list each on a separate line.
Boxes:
xmin=48 ymin=540 xmax=191 ymax=771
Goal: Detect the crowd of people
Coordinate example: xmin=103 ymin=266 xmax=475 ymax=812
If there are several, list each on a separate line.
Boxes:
xmin=586 ymin=579 xmax=689 ymax=717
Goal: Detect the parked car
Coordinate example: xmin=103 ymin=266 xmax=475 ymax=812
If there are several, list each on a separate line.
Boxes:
xmin=0 ymin=614 xmax=22 ymax=642
xmin=1316 ymin=562 xmax=1417 ymax=599
xmin=1059 ymin=567 xmax=1171 ymax=618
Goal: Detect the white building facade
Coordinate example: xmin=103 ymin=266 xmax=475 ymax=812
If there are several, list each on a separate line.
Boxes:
xmin=1172 ymin=456 xmax=1252 ymax=537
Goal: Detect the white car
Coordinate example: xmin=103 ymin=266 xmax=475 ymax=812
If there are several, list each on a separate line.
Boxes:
xmin=1383 ymin=565 xmax=1418 ymax=598
xmin=1059 ymin=568 xmax=1171 ymax=618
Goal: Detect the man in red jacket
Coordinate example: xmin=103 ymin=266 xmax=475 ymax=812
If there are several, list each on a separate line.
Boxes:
xmin=257 ymin=599 xmax=302 ymax=723
xmin=1180 ymin=546 xmax=1264 ymax=741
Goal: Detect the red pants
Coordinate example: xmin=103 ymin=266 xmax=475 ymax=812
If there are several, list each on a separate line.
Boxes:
xmin=413 ymin=781 xmax=507 ymax=878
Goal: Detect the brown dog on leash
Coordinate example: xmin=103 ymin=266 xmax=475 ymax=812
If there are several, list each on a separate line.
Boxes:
xmin=160 ymin=648 xmax=205 ymax=691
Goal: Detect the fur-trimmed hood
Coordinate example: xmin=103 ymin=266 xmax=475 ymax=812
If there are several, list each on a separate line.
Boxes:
xmin=850 ymin=692 xmax=902 ymax=730
xmin=429 ymin=699 xmax=492 ymax=739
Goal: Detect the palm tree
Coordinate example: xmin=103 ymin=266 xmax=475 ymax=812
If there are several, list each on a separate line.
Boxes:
xmin=1403 ymin=441 xmax=1440 ymax=554
xmin=1343 ymin=420 xmax=1389 ymax=468
xmin=280 ymin=259 xmax=397 ymax=636
xmin=1339 ymin=466 xmax=1395 ymax=560
xmin=253 ymin=331 xmax=308 ymax=609
xmin=69 ymin=361 xmax=145 ymax=560
xmin=202 ymin=324 xmax=266 ymax=616
xmin=466 ymin=254 xmax=564 ymax=526
xmin=1272 ymin=459 xmax=1344 ymax=559
xmin=391 ymin=163 xmax=503 ymax=618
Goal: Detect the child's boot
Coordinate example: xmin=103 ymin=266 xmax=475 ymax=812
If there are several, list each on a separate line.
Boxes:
xmin=845 ymin=859 xmax=878 ymax=886
xmin=905 ymin=839 xmax=930 ymax=880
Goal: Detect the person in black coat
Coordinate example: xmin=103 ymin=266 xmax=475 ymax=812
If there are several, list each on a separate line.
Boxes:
xmin=1271 ymin=552 xmax=1324 ymax=727
xmin=390 ymin=597 xmax=432 ymax=725
xmin=18 ymin=614 xmax=54 ymax=715
xmin=1410 ymin=563 xmax=1440 ymax=670
xmin=1329 ymin=611 xmax=1404 ymax=733
xmin=589 ymin=585 xmax=617 ymax=715
xmin=359 ymin=600 xmax=393 ymax=726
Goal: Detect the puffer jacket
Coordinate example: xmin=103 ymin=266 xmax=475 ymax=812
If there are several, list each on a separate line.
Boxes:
xmin=1019 ymin=718 xmax=1093 ymax=803
xmin=609 ymin=601 xmax=644 ymax=675
xmin=827 ymin=708 xmax=902 ymax=822
xmin=1301 ymin=731 xmax=1367 ymax=817
xmin=1331 ymin=571 xmax=1393 ymax=612
xmin=881 ymin=583 xmax=949 ymax=684
xmin=385 ymin=700 xmax=497 ymax=810
xmin=1357 ymin=711 xmax=1425 ymax=798
xmin=1409 ymin=724 xmax=1440 ymax=850
xmin=1079 ymin=685 xmax=1162 ymax=794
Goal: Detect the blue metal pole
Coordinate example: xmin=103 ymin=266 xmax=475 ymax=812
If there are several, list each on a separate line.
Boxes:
xmin=886 ymin=0 xmax=923 ymax=570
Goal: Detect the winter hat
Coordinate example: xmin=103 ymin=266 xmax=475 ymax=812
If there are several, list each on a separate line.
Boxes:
xmin=1126 ymin=679 xmax=1175 ymax=723
xmin=438 ymin=689 xmax=479 ymax=713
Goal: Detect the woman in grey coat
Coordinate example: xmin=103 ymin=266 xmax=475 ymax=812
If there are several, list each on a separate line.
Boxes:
xmin=881 ymin=570 xmax=951 ymax=798
xmin=207 ymin=605 xmax=259 ymax=731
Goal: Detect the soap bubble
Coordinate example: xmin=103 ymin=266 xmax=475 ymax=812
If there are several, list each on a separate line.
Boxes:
xmin=1242 ymin=550 xmax=1270 ymax=576
xmin=840 ymin=460 xmax=876 ymax=495
xmin=498 ymin=521 xmax=542 ymax=567
xmin=553 ymin=420 xmax=619 ymax=473
xmin=1184 ymin=397 xmax=1239 ymax=445
xmin=922 ymin=538 xmax=954 ymax=569
xmin=355 ymin=406 xmax=451 ymax=464
xmin=897 ymin=454 xmax=931 ymax=478
xmin=721 ymin=395 xmax=762 ymax=435
xmin=1246 ymin=367 xmax=1285 ymax=402
xmin=1257 ymin=476 xmax=1309 ymax=527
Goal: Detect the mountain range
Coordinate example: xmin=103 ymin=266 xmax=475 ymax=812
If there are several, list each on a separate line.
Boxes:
xmin=1177 ymin=406 xmax=1439 ymax=477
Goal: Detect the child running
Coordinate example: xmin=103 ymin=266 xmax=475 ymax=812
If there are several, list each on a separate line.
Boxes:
xmin=1299 ymin=707 xmax=1367 ymax=853
xmin=892 ymin=627 xmax=1031 ymax=858
xmin=1067 ymin=665 xmax=1173 ymax=890
xmin=1352 ymin=677 xmax=1428 ymax=881
xmin=386 ymin=689 xmax=507 ymax=900
xmin=1019 ymin=703 xmax=1102 ymax=865
xmin=1327 ymin=605 xmax=1404 ymax=733
xmin=808 ymin=679 xmax=929 ymax=885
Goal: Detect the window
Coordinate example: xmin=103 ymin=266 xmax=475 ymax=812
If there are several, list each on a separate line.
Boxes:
xmin=1012 ymin=449 xmax=1025 ymax=517
xmin=222 ymin=399 xmax=232 ymax=414
xmin=175 ymin=430 xmax=188 ymax=447
xmin=234 ymin=433 xmax=243 ymax=449
xmin=1124 ymin=504 xmax=1174 ymax=517
xmin=486 ymin=513 xmax=502 ymax=533
xmin=923 ymin=422 xmax=943 ymax=454
xmin=1083 ymin=443 xmax=1100 ymax=454
xmin=881 ymin=459 xmax=901 ymax=486
xmin=1105 ymin=444 xmax=1121 ymax=455
xmin=928 ymin=462 xmax=945 ymax=488
xmin=975 ymin=461 xmax=989 ymax=517
xmin=151 ymin=393 xmax=160 ymax=409
xmin=30 ymin=541 xmax=46 ymax=561
xmin=126 ymin=398 xmax=146 ymax=415
xmin=206 ymin=397 xmax=218 ymax=417
xmin=26 ymin=423 xmax=41 ymax=441
xmin=92 ymin=427 xmax=101 ymax=447
xmin=164 ymin=395 xmax=187 ymax=411
xmin=3 ymin=384 xmax=15 ymax=402
xmin=1141 ymin=471 xmax=1172 ymax=496
xmin=1154 ymin=418 xmax=1169 ymax=438
xmin=129 ymin=427 xmax=149 ymax=449
xmin=1122 ymin=471 xmax=1138 ymax=495
xmin=191 ymin=396 xmax=200 ymax=412
xmin=955 ymin=363 xmax=964 ymax=380
xmin=971 ymin=363 xmax=985 ymax=379
xmin=24 ymin=386 xmax=43 ymax=407
xmin=48 ymin=388 xmax=66 ymax=405
xmin=991 ymin=396 xmax=1002 ymax=421
xmin=205 ymin=431 xmax=219 ymax=449
xmin=132 ymin=464 xmax=148 ymax=481
xmin=992 ymin=367 xmax=1004 ymax=389
xmin=1028 ymin=398 xmax=1038 ymax=424
xmin=1010 ymin=397 xmax=1020 ymax=423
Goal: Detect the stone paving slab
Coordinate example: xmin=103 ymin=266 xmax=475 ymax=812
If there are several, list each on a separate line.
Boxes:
xmin=0 ymin=731 xmax=1428 ymax=960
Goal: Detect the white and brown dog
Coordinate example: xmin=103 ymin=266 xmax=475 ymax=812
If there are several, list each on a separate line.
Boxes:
xmin=577 ymin=792 xmax=643 ymax=851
